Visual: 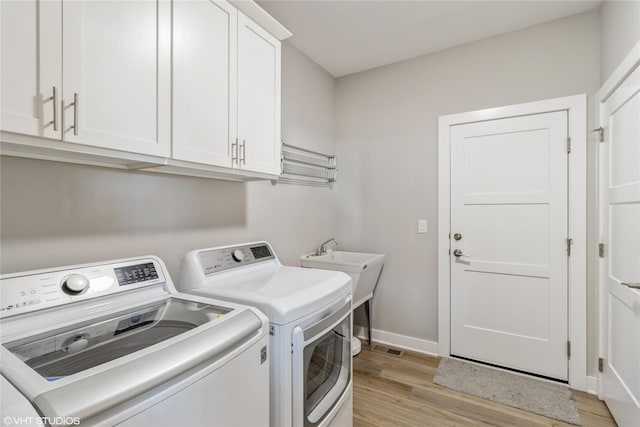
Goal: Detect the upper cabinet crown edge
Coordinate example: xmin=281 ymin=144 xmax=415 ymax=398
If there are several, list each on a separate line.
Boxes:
xmin=229 ymin=0 xmax=292 ymax=41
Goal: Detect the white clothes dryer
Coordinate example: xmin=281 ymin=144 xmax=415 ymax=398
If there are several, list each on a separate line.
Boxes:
xmin=178 ymin=242 xmax=353 ymax=427
xmin=0 ymin=256 xmax=270 ymax=427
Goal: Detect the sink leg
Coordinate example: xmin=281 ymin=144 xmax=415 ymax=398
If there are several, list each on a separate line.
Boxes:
xmin=364 ymin=300 xmax=372 ymax=346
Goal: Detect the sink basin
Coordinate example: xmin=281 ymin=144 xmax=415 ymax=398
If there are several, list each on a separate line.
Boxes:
xmin=300 ymin=251 xmax=385 ymax=309
xmin=301 ymin=250 xmax=385 ymax=356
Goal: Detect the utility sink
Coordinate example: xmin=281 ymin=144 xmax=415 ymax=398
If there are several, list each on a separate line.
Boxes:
xmin=300 ymin=251 xmax=385 ymax=310
xmin=301 ymin=251 xmax=385 ymax=356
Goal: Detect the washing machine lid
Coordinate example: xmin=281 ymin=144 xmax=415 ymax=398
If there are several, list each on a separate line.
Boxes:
xmin=1 ymin=295 xmax=263 ymax=423
xmin=187 ymin=265 xmax=351 ymax=325
xmin=3 ymin=297 xmax=231 ymax=380
xmin=0 ymin=257 xmax=268 ymax=424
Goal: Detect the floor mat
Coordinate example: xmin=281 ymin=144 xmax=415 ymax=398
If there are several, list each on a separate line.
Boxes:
xmin=433 ymin=358 xmax=582 ymax=425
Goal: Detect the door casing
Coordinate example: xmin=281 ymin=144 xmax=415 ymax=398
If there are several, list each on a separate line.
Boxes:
xmin=438 ymin=94 xmax=588 ymax=391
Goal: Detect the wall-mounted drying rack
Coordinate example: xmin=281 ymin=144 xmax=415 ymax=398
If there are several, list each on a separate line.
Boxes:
xmin=274 ymin=142 xmax=337 ymax=186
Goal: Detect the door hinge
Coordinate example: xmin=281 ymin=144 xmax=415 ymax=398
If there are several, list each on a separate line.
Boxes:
xmin=567 ymin=341 xmax=571 ymax=358
xmin=599 ymin=243 xmax=605 ymax=258
xmin=567 ymin=137 xmax=571 ymax=154
xmin=591 ymin=127 xmax=605 ymax=143
xmin=566 ymin=238 xmax=573 ymax=256
xmin=598 ymin=357 xmax=604 ymax=372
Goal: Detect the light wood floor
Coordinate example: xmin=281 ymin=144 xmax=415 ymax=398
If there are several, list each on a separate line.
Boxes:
xmin=352 ymin=344 xmax=617 ymax=427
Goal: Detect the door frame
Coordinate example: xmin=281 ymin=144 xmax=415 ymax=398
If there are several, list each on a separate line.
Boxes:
xmin=437 ymin=94 xmax=588 ymax=391
xmin=596 ymin=40 xmax=640 ymax=399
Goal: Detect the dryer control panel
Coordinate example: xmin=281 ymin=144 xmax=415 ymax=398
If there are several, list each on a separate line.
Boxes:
xmin=198 ymin=243 xmax=276 ymax=275
xmin=0 ymin=258 xmax=166 ymax=319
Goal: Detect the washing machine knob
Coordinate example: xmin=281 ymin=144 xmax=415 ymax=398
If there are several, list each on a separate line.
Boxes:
xmin=231 ymin=250 xmax=245 ymax=262
xmin=62 ymin=274 xmax=90 ymax=294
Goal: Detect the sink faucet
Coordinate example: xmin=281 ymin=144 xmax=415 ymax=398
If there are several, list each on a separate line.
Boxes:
xmin=317 ymin=238 xmax=338 ymax=255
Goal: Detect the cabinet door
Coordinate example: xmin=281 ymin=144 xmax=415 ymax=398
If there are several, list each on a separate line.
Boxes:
xmin=173 ymin=0 xmax=237 ymax=167
xmin=237 ymin=12 xmax=281 ymax=175
xmin=62 ymin=0 xmax=170 ymax=157
xmin=1 ymin=0 xmax=61 ymax=139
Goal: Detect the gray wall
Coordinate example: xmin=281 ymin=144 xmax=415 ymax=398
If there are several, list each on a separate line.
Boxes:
xmin=600 ymin=0 xmax=640 ymax=83
xmin=335 ymin=11 xmax=601 ymax=370
xmin=0 ymin=42 xmax=338 ymax=279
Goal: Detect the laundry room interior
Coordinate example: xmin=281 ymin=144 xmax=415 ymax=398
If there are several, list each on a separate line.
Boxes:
xmin=1 ymin=0 xmax=639 ymax=426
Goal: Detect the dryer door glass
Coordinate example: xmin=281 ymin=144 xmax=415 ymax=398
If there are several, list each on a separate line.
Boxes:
xmin=3 ymin=298 xmax=231 ymax=380
xmin=303 ymin=312 xmax=351 ymax=426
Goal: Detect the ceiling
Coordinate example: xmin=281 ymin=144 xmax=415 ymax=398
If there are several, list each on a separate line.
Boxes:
xmin=257 ymin=1 xmax=602 ymax=77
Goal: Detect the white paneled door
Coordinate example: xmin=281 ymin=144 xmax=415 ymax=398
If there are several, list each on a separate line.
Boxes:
xmin=450 ymin=111 xmax=569 ymax=380
xmin=598 ymin=55 xmax=640 ymax=427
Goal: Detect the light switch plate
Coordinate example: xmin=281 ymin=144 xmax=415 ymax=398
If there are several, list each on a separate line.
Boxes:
xmin=418 ymin=219 xmax=428 ymax=233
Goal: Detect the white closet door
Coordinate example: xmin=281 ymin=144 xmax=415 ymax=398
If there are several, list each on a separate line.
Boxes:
xmin=1 ymin=0 xmax=61 ymax=139
xmin=599 ymin=59 xmax=640 ymax=427
xmin=173 ymin=0 xmax=237 ymax=167
xmin=62 ymin=0 xmax=170 ymax=156
xmin=450 ymin=111 xmax=569 ymax=380
xmin=237 ymin=12 xmax=281 ymax=175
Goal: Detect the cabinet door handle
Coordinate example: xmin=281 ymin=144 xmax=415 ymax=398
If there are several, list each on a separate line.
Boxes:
xmin=51 ymin=87 xmax=58 ymax=131
xmin=72 ymin=93 xmax=79 ymax=135
xmin=232 ymin=138 xmax=239 ymax=165
xmin=241 ymin=139 xmax=246 ymax=165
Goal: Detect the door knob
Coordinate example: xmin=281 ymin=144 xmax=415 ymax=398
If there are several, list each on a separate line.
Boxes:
xmin=453 ymin=249 xmax=470 ymax=258
xmin=453 ymin=233 xmax=462 ymax=241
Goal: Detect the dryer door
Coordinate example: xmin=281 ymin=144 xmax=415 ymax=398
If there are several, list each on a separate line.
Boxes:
xmin=292 ymin=296 xmax=352 ymax=427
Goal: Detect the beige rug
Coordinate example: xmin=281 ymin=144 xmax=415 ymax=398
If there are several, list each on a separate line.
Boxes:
xmin=433 ymin=358 xmax=582 ymax=425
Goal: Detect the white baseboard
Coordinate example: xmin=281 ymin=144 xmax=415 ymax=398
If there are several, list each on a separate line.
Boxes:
xmin=354 ymin=325 xmax=438 ymax=356
xmin=586 ymin=376 xmax=598 ymax=395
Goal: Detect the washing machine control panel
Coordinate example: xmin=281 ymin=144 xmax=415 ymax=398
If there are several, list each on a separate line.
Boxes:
xmin=0 ymin=258 xmax=166 ymax=319
xmin=198 ymin=243 xmax=276 ymax=275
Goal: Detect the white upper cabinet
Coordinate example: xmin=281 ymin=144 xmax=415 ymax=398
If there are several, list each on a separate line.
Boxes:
xmin=62 ymin=0 xmax=171 ymax=157
xmin=172 ymin=0 xmax=237 ymax=167
xmin=1 ymin=0 xmax=288 ymax=180
xmin=172 ymin=3 xmax=282 ymax=177
xmin=1 ymin=0 xmax=170 ymax=158
xmin=237 ymin=12 xmax=281 ymax=175
xmin=1 ymin=0 xmax=62 ymax=139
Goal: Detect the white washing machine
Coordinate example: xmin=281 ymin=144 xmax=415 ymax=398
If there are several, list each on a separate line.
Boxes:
xmin=0 ymin=256 xmax=270 ymax=427
xmin=178 ymin=242 xmax=353 ymax=427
